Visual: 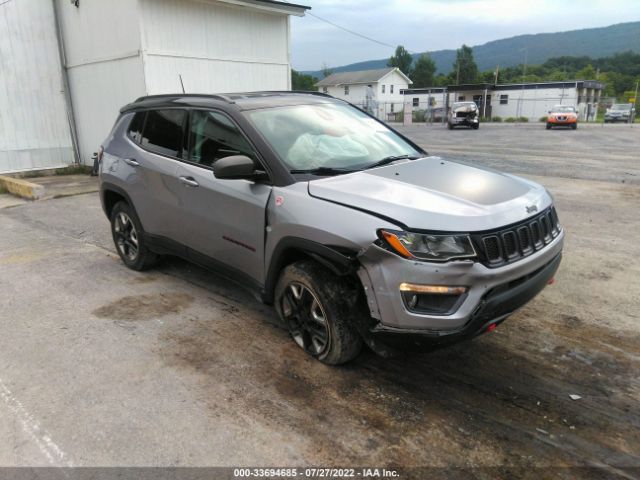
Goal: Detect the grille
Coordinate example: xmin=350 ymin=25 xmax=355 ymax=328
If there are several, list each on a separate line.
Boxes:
xmin=471 ymin=206 xmax=561 ymax=267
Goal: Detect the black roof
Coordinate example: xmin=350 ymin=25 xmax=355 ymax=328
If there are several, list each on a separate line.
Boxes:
xmin=120 ymin=91 xmax=338 ymax=113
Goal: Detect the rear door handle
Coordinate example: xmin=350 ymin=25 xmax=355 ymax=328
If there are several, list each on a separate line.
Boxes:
xmin=124 ymin=158 xmax=140 ymax=167
xmin=179 ymin=176 xmax=199 ymax=188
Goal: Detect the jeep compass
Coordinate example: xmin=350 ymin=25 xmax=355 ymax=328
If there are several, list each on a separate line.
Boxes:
xmin=99 ymin=92 xmax=563 ymax=365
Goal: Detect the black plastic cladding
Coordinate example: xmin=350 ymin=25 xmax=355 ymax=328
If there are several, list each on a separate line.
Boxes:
xmin=471 ymin=206 xmax=561 ymax=268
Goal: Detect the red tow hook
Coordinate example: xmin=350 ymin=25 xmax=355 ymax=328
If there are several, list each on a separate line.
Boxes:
xmin=548 ymin=277 xmax=556 ymax=285
xmin=486 ymin=323 xmax=497 ymax=333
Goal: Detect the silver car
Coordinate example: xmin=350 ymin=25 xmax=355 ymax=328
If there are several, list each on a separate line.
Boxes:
xmin=99 ymin=92 xmax=563 ymax=365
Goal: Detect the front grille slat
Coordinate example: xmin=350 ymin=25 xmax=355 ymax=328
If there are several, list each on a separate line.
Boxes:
xmin=471 ymin=206 xmax=561 ymax=268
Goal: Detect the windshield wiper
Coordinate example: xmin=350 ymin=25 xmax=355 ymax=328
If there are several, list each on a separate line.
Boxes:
xmin=364 ymin=154 xmax=421 ymax=170
xmin=289 ymin=166 xmax=359 ymax=176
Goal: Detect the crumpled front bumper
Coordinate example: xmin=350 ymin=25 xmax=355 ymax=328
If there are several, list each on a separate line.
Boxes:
xmin=356 ymin=231 xmax=563 ymax=348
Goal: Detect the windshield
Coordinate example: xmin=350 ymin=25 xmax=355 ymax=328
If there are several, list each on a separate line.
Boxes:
xmin=612 ymin=104 xmax=631 ymax=110
xmin=452 ymin=102 xmax=477 ymax=109
xmin=247 ymin=103 xmax=421 ymax=172
xmin=552 ymin=106 xmax=576 ymax=113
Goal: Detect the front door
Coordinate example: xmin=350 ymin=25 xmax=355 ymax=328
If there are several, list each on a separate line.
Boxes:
xmin=174 ymin=109 xmax=272 ymax=285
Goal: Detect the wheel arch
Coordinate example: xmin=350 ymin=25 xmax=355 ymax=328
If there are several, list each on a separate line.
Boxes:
xmin=100 ymin=182 xmax=138 ymax=220
xmin=262 ymin=237 xmax=360 ymax=304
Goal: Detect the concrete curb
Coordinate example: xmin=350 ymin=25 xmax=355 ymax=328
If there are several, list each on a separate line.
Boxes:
xmin=0 ymin=175 xmax=45 ymax=200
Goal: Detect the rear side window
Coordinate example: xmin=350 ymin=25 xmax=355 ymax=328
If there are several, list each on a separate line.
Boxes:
xmin=140 ymin=109 xmax=187 ymax=158
xmin=188 ymin=110 xmax=256 ymax=167
xmin=127 ymin=112 xmax=146 ymax=143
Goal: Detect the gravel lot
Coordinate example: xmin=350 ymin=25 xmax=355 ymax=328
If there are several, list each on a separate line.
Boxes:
xmin=0 ymin=123 xmax=638 ymax=479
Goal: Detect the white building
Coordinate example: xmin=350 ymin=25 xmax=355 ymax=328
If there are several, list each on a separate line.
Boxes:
xmin=0 ymin=0 xmax=309 ymax=174
xmin=403 ymin=81 xmax=604 ymax=122
xmin=316 ymin=67 xmax=412 ymax=120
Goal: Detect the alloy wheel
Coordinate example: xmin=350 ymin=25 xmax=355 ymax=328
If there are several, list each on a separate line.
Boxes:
xmin=113 ymin=212 xmax=139 ymax=261
xmin=281 ymin=282 xmax=330 ymax=356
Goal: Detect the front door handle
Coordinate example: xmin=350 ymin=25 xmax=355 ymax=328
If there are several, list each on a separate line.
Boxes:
xmin=179 ymin=176 xmax=199 ymax=188
xmin=124 ymin=158 xmax=140 ymax=167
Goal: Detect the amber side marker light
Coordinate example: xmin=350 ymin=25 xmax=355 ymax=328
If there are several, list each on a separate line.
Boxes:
xmin=380 ymin=231 xmax=412 ymax=258
xmin=399 ymin=283 xmax=468 ymax=295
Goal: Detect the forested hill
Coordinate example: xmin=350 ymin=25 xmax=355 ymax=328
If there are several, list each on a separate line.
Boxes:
xmin=303 ymin=21 xmax=640 ymax=77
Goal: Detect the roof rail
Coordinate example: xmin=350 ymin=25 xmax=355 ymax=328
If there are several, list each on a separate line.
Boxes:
xmin=133 ymin=93 xmax=233 ymax=103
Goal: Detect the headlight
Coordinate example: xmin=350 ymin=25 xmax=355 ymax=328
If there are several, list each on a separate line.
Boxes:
xmin=378 ymin=229 xmax=477 ymax=262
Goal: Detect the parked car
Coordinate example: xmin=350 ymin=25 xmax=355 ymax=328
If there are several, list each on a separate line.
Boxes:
xmin=546 ymin=105 xmax=578 ymax=129
xmin=99 ymin=92 xmax=563 ymax=365
xmin=604 ymin=103 xmax=636 ymax=123
xmin=447 ymin=102 xmax=479 ymax=129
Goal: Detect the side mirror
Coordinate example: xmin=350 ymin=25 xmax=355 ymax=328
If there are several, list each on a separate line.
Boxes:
xmin=213 ymin=155 xmax=263 ymax=180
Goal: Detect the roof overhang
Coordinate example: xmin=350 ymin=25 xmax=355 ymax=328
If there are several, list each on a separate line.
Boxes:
xmin=200 ymin=0 xmax=310 ymax=16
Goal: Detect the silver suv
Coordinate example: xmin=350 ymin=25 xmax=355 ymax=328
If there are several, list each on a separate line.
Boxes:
xmin=99 ymin=92 xmax=563 ymax=365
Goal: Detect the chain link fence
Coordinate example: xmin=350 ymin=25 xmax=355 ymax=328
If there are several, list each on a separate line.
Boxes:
xmin=345 ymin=94 xmax=634 ymax=125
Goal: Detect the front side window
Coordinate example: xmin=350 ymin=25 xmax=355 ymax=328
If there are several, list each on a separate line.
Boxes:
xmin=247 ymin=102 xmax=421 ymax=172
xmin=188 ymin=110 xmax=256 ymax=167
xmin=141 ymin=109 xmax=187 ymax=158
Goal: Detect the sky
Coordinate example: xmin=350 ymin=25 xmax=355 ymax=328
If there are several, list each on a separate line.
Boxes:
xmin=290 ymin=0 xmax=640 ymax=71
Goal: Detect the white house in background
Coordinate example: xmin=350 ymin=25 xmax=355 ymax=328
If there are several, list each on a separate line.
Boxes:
xmin=0 ymin=0 xmax=309 ymax=174
xmin=316 ymin=67 xmax=412 ymax=120
xmin=403 ymin=80 xmax=604 ymax=122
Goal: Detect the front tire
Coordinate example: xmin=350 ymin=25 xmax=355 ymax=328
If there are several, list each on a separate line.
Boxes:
xmin=571 ymin=123 xmax=577 ymax=130
xmin=275 ymin=260 xmax=363 ymax=365
xmin=110 ymin=201 xmax=158 ymax=271
xmin=472 ymin=123 xmax=479 ymax=130
xmin=546 ymin=123 xmax=552 ymax=130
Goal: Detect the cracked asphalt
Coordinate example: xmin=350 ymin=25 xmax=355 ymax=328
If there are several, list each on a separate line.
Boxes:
xmin=0 ymin=123 xmax=638 ymax=479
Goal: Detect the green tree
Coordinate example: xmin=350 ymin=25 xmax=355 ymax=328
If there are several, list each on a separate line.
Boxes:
xmin=452 ymin=45 xmax=479 ymax=84
xmin=387 ymin=45 xmax=414 ymax=76
xmin=291 ymin=70 xmax=317 ymax=91
xmin=411 ymin=54 xmax=436 ymax=88
xmin=576 ymin=64 xmax=597 ymax=79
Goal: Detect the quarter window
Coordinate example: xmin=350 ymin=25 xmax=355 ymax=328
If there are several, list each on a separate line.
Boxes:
xmin=141 ymin=109 xmax=187 ymax=158
xmin=127 ymin=112 xmax=146 ymax=143
xmin=188 ymin=110 xmax=256 ymax=167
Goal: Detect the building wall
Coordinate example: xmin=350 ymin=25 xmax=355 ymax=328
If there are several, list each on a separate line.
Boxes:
xmin=450 ymin=86 xmax=599 ymax=122
xmin=322 ymin=71 xmax=410 ymax=120
xmin=139 ymin=0 xmax=291 ymax=94
xmin=0 ymin=0 xmax=73 ymax=173
xmin=55 ymin=0 xmax=146 ymax=163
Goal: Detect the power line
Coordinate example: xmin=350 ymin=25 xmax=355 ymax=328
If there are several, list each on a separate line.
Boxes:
xmin=307 ymin=12 xmax=398 ymax=50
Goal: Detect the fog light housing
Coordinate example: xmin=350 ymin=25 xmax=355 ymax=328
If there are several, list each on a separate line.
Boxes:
xmin=399 ymin=283 xmax=468 ymax=315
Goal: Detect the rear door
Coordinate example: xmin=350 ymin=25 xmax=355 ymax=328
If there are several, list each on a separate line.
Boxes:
xmin=174 ymin=109 xmax=272 ymax=285
xmin=125 ymin=109 xmax=187 ymax=240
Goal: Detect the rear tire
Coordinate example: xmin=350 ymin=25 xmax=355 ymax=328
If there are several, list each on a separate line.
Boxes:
xmin=275 ymin=260 xmax=364 ymax=365
xmin=110 ymin=201 xmax=158 ymax=271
